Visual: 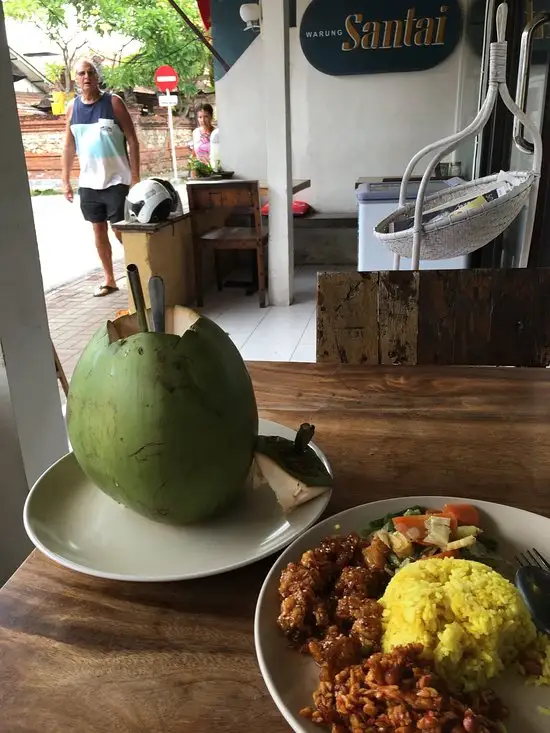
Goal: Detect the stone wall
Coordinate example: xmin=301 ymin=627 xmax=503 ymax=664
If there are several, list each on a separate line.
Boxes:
xmin=18 ymin=106 xmax=195 ymax=181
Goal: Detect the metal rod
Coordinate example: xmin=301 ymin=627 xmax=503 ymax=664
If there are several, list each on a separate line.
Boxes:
xmin=166 ymin=90 xmax=178 ymax=181
xmin=148 ymin=276 xmax=166 ymax=334
xmin=513 ymin=12 xmax=550 ymax=155
xmin=163 ymin=0 xmax=231 ymax=72
xmin=127 ymin=264 xmax=149 ymax=333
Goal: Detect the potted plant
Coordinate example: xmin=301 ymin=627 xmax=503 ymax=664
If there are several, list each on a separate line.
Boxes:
xmin=187 ymin=157 xmax=213 ymax=179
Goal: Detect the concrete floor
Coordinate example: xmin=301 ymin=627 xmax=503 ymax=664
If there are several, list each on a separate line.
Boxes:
xmin=47 ymin=264 xmax=321 ymax=391
xmin=32 ymin=194 xmax=124 ymax=293
xmin=35 ymin=193 xmax=342 ymax=390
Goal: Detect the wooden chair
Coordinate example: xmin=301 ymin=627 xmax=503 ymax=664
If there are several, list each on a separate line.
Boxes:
xmin=187 ymin=180 xmax=268 ymax=308
xmin=317 ymin=269 xmax=550 ymax=366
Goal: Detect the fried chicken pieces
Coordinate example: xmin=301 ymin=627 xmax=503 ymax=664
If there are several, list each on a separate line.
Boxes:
xmin=278 ymin=533 xmax=387 ymax=662
xmin=277 ymin=533 xmax=507 ymax=733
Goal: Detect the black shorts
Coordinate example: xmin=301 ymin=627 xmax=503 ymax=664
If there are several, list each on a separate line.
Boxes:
xmin=79 ymin=184 xmax=129 ymax=225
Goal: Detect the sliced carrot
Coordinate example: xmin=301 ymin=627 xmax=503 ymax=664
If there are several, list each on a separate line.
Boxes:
xmin=442 ymin=503 xmax=480 ymax=527
xmin=392 ymin=513 xmax=457 ymax=540
xmin=392 ymin=515 xmax=428 ymax=533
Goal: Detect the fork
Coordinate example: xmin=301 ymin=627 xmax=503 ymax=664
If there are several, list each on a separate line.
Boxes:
xmin=514 ymin=548 xmax=550 ymax=635
xmin=515 ymin=547 xmax=550 ymax=570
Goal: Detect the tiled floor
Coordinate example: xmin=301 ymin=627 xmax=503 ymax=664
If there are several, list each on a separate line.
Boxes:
xmin=47 ymin=263 xmax=324 ymax=390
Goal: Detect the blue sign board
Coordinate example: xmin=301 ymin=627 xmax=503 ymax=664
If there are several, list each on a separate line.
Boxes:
xmin=300 ymin=0 xmax=463 ymax=76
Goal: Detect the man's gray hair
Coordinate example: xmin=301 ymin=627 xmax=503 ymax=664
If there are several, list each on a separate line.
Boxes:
xmin=75 ymin=57 xmax=100 ymax=75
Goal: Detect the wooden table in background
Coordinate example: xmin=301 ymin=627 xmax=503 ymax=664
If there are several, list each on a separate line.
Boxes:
xmin=1 ymin=364 xmax=550 ymax=732
xmin=185 ymin=178 xmax=311 ymax=199
xmin=259 ymin=178 xmax=311 ymax=199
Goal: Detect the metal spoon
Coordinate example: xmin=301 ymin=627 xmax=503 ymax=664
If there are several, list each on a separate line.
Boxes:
xmin=148 ymin=276 xmax=165 ymax=334
xmin=127 ymin=264 xmax=149 ymax=333
xmin=516 ymin=565 xmax=550 ymax=635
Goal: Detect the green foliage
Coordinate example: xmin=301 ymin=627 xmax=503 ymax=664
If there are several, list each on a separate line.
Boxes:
xmin=187 ymin=157 xmax=213 ymax=177
xmin=45 ymin=61 xmax=66 ymax=85
xmin=4 ymin=0 xmax=86 ymax=91
xmin=4 ymin=0 xmax=67 ymax=29
xmin=6 ymin=0 xmax=210 ymax=97
xmin=71 ymin=0 xmax=209 ymax=94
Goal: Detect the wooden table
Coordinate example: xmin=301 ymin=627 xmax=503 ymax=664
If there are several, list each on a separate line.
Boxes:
xmin=259 ymin=179 xmax=311 ymax=198
xmin=2 ymin=364 xmax=550 ymax=732
xmin=185 ymin=178 xmax=311 ymax=198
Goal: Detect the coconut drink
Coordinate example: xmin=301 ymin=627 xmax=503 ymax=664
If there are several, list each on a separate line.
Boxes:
xmin=67 ymin=270 xmax=332 ymax=527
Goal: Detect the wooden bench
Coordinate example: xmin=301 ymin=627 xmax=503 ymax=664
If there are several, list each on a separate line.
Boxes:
xmin=294 ymin=212 xmax=358 ymax=229
xmin=267 ymin=212 xmax=358 ymax=266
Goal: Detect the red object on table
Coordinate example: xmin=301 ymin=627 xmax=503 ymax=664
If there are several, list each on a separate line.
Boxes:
xmin=261 ymin=201 xmax=312 ymax=217
xmin=196 ymin=0 xmax=211 ymax=30
xmin=154 ymin=65 xmax=179 ymax=92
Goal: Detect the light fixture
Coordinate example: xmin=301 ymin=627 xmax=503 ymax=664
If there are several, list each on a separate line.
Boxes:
xmin=240 ymin=3 xmax=261 ymax=32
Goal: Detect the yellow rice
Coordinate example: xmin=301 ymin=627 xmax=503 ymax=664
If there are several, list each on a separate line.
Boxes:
xmin=380 ymin=558 xmax=538 ymax=691
xmin=531 ymin=634 xmax=550 ymax=687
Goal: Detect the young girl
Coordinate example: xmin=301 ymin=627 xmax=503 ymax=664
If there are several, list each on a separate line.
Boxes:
xmin=190 ymin=103 xmax=215 ymax=163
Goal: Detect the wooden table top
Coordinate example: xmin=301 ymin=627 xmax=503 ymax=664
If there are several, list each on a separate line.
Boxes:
xmin=2 ymin=363 xmax=550 ymax=732
xmin=185 ymin=178 xmax=311 ymax=197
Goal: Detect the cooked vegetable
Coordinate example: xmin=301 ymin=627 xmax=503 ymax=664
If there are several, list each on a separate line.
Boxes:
xmin=442 ymin=503 xmax=480 ymax=526
xmin=393 ymin=512 xmax=457 ymax=542
xmin=418 ymin=549 xmax=459 ymax=560
xmin=389 ymin=531 xmax=414 ymax=559
xmin=424 ymin=515 xmax=452 ymax=548
xmin=392 ymin=515 xmax=428 ymax=540
xmin=373 ymin=529 xmax=391 ymax=548
xmin=477 ymin=534 xmax=499 ymax=551
xmin=362 ymin=505 xmax=425 ymax=536
xmin=446 ymin=535 xmax=477 ymax=551
xmin=455 ymin=525 xmax=481 ymax=540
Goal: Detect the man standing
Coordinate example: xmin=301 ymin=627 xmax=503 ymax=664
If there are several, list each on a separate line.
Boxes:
xmin=62 ymin=59 xmax=140 ymax=297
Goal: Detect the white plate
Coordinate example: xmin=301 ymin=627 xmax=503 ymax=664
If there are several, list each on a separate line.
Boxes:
xmin=255 ymin=496 xmax=550 ymax=733
xmin=23 ymin=419 xmax=332 ymax=582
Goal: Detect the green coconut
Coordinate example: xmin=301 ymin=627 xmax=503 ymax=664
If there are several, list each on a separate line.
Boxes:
xmin=67 ymin=307 xmax=258 ymax=525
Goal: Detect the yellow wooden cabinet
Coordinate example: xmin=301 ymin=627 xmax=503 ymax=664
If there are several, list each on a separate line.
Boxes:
xmin=113 ymin=215 xmax=195 ymax=311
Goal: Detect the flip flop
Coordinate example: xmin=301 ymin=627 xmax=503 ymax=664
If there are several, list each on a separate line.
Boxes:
xmin=93 ymin=285 xmax=119 ymax=298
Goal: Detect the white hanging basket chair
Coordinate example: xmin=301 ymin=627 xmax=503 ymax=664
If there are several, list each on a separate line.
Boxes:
xmin=373 ymin=3 xmax=543 ymax=270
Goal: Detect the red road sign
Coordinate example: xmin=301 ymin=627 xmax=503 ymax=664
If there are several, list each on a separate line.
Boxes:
xmin=154 ymin=65 xmax=179 ymax=92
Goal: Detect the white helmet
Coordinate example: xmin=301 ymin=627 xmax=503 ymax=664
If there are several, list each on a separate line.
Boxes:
xmin=149 ymin=178 xmax=183 ymax=216
xmin=125 ymin=179 xmax=172 ymax=224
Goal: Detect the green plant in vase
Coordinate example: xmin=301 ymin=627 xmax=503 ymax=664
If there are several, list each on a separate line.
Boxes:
xmin=187 ymin=157 xmax=213 ymax=179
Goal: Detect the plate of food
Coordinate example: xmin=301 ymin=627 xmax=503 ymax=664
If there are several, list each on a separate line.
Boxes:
xmin=24 ymin=419 xmax=332 ymax=582
xmin=255 ymin=497 xmax=550 ymax=732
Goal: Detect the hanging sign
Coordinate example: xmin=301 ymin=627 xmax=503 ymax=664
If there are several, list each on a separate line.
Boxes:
xmin=158 ymin=94 xmax=178 ymax=107
xmin=300 ymin=0 xmax=463 ymax=77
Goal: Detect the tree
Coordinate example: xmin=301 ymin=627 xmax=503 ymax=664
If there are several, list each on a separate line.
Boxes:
xmin=4 ymin=0 xmax=87 ymax=92
xmin=5 ymin=0 xmax=210 ymax=101
xmin=71 ymin=0 xmax=210 ymax=99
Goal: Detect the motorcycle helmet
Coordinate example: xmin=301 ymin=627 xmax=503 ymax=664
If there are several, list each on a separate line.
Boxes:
xmin=125 ymin=179 xmax=172 ymax=224
xmin=149 ymin=178 xmax=182 ymax=215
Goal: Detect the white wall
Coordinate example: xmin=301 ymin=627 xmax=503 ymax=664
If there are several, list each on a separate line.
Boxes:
xmin=13 ymin=78 xmax=44 ymax=94
xmin=217 ymin=38 xmax=267 ymax=181
xmin=0 ymin=4 xmax=68 ymax=583
xmin=216 ymin=0 xmax=480 ymax=212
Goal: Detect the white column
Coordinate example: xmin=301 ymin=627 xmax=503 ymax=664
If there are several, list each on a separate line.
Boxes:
xmin=0 ymin=5 xmax=68 ymax=493
xmin=263 ymin=0 xmax=294 ymax=306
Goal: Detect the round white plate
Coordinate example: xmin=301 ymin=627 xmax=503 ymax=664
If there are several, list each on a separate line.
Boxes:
xmin=24 ymin=419 xmax=332 ymax=582
xmin=255 ymin=496 xmax=550 ymax=733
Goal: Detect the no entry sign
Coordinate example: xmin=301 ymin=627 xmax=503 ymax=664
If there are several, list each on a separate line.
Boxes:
xmin=154 ymin=65 xmax=179 ymax=92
